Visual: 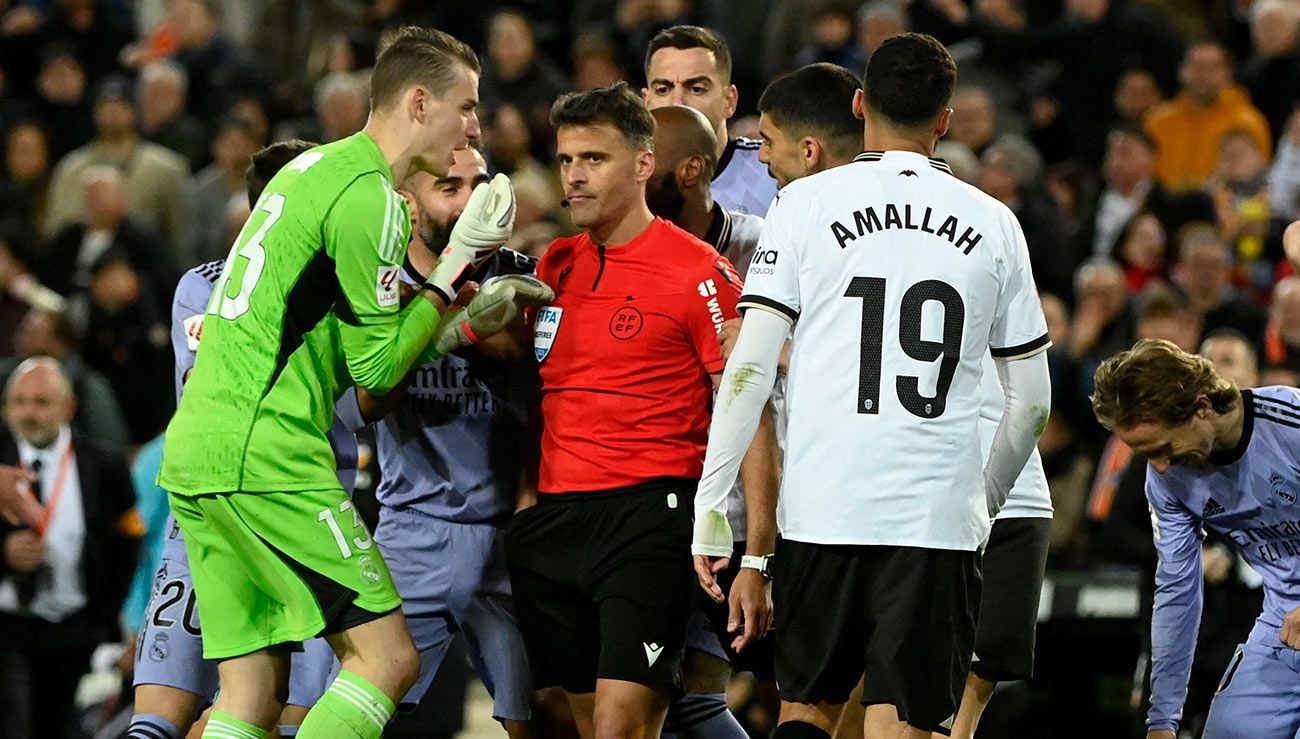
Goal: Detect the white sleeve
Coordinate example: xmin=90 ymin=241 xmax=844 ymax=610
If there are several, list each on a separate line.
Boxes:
xmin=737 ymin=186 xmax=801 ymax=323
xmin=983 ymin=351 xmax=1052 ymax=518
xmin=693 ymin=308 xmax=791 ymax=557
xmin=989 ymin=215 xmax=1051 ymax=359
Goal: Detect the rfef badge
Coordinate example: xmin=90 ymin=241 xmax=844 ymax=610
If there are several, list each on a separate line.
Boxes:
xmin=534 ymin=307 xmax=563 ymax=361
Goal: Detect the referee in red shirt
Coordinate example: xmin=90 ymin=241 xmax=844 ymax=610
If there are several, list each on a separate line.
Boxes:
xmin=507 ymin=82 xmax=774 ymax=738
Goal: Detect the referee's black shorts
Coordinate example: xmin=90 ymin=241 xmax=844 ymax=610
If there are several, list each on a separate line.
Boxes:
xmin=972 ymin=517 xmax=1051 ymax=682
xmin=772 ymin=538 xmax=980 ymax=735
xmin=504 ymin=478 xmax=695 ymax=694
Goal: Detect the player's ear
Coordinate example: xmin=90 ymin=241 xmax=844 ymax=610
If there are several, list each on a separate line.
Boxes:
xmin=635 ymin=149 xmax=655 ymax=183
xmin=397 ymin=189 xmax=418 ymax=231
xmin=802 ymin=137 xmax=821 ymax=171
xmin=408 ymin=85 xmax=428 ymax=125
xmin=852 ymin=89 xmax=865 ymax=120
xmin=679 ymin=154 xmax=705 ymax=188
xmin=723 ymin=84 xmax=738 ymax=120
xmin=935 ymin=106 xmax=953 ymax=139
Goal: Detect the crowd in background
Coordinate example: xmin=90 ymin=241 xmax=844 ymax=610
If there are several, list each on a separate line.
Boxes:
xmin=1 ymin=0 xmax=1299 ymax=736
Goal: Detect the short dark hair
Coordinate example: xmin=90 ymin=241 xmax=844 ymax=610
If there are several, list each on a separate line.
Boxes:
xmin=863 ymin=33 xmax=957 ymax=130
xmin=759 ymin=63 xmax=862 ymax=158
xmin=246 ymin=139 xmax=318 ymax=206
xmin=550 ymin=82 xmax=656 ymax=152
xmin=370 ymin=26 xmax=480 ymax=111
xmin=645 ymin=25 xmax=732 ymax=83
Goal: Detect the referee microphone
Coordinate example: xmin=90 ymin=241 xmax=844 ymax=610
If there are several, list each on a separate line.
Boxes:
xmin=560 ymin=199 xmax=569 ymax=208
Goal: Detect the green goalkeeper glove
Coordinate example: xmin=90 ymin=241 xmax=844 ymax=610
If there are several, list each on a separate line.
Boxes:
xmin=431 ymin=274 xmax=554 ymax=357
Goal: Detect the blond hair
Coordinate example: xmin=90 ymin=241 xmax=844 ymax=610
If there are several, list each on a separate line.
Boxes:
xmin=1092 ymin=338 xmax=1239 ymax=430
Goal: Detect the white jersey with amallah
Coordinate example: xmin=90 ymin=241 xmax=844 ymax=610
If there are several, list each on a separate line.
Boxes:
xmin=713 ymin=137 xmax=778 ymax=217
xmin=744 ymin=150 xmax=1050 ymax=551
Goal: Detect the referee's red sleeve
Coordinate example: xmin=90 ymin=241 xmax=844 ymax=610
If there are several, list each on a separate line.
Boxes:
xmin=686 ymin=255 xmax=743 ymax=375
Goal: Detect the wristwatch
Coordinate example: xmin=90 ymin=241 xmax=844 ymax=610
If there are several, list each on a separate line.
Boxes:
xmin=740 ymin=554 xmax=774 ymax=581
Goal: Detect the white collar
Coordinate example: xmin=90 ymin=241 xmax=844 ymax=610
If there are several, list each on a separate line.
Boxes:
xmin=17 ymin=426 xmax=71 ymax=470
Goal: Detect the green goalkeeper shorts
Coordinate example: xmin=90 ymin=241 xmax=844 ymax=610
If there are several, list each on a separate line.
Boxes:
xmin=168 ymin=488 xmax=402 ymax=660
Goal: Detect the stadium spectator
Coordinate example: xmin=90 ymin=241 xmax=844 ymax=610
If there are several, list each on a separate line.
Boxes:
xmin=0 ymin=357 xmax=139 ymax=739
xmin=275 ymin=72 xmax=369 ymax=145
xmin=571 ymin=31 xmax=627 ymax=90
xmin=1144 ymin=41 xmax=1272 ymax=192
xmin=794 ymin=4 xmax=865 ymax=72
xmin=79 ymin=253 xmax=174 ymax=444
xmin=136 ymin=59 xmax=206 ymax=171
xmin=1209 ymin=128 xmax=1274 ymax=268
xmin=978 ymin=133 xmax=1075 ymax=299
xmin=483 ymin=104 xmax=564 ymax=230
xmin=1172 ymin=224 xmax=1268 ymax=351
xmin=1113 ymin=68 xmax=1164 ymax=126
xmin=43 ymin=75 xmax=191 ymax=254
xmin=316 ymin=72 xmax=369 ymax=143
xmin=0 ymin=309 xmax=129 ymax=446
xmin=481 ymin=9 xmax=571 ymax=151
xmin=925 ymin=0 xmax=1185 ymax=162
xmin=0 ymin=121 xmax=53 ymax=250
xmin=1115 ymin=213 xmax=1169 ymax=293
xmin=166 ymin=0 xmax=268 ymax=119
xmin=38 ymin=165 xmax=174 ymax=314
xmin=1238 ymin=0 xmax=1300 ymax=147
xmin=1065 ymin=257 xmax=1134 ymax=411
xmin=0 ymin=0 xmax=133 ymax=98
xmin=185 ymin=115 xmax=259 ymax=265
xmin=1079 ymin=124 xmax=1214 ymax=261
xmin=19 ymin=42 xmax=94 ymax=161
xmin=947 ymin=85 xmax=997 ymax=157
xmin=857 ymin=1 xmax=907 ymax=59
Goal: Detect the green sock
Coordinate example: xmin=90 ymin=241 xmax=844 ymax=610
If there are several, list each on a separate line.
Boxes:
xmin=202 ymin=710 xmax=270 ymax=739
xmin=296 ymin=671 xmax=397 ymax=739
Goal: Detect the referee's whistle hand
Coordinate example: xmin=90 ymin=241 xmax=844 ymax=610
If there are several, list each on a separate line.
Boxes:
xmin=693 ymin=554 xmax=729 ymax=603
xmin=729 ymin=568 xmax=773 ymax=653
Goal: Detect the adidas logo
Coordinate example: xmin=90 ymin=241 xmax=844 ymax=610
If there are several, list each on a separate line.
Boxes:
xmin=643 ymin=642 xmax=664 ymax=667
xmin=1203 ymin=497 xmax=1226 ymax=518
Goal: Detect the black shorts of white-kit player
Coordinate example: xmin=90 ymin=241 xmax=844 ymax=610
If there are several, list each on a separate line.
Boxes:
xmin=505 ymin=479 xmax=695 ymax=693
xmin=773 ymin=539 xmax=980 ymax=733
xmin=972 ymin=517 xmax=1051 ymax=681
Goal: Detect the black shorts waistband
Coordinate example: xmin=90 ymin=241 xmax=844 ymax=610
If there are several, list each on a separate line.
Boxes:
xmin=537 ymin=477 xmax=697 ymax=504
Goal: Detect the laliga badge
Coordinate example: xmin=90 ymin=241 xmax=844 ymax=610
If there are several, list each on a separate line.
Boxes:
xmin=534 ymin=306 xmax=563 ymax=362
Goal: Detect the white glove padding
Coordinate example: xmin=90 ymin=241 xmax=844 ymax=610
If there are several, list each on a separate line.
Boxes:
xmin=431 ymin=274 xmax=554 ymax=357
xmin=427 ymin=173 xmax=516 ymax=302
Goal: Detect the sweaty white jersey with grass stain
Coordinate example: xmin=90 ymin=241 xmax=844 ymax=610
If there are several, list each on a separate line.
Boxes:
xmin=743 ymin=150 xmax=1049 ymax=551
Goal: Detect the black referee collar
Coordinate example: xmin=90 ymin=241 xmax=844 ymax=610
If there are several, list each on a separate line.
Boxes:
xmin=854 ymin=150 xmax=953 ymax=175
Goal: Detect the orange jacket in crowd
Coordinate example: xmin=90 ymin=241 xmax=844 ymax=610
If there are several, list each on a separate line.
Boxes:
xmin=1144 ymin=85 xmax=1272 ymax=192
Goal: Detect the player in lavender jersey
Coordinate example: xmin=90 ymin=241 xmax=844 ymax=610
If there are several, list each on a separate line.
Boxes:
xmin=124 ymin=141 xmax=356 ymax=739
xmin=1093 ymin=338 xmax=1300 ymax=739
xmin=369 ymin=146 xmax=535 ymax=736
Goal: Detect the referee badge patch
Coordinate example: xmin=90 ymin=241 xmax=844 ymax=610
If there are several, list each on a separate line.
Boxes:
xmin=534 ymin=306 xmax=563 ymax=361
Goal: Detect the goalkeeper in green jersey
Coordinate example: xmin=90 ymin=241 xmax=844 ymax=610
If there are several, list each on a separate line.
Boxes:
xmin=156 ymin=27 xmax=523 ymax=739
